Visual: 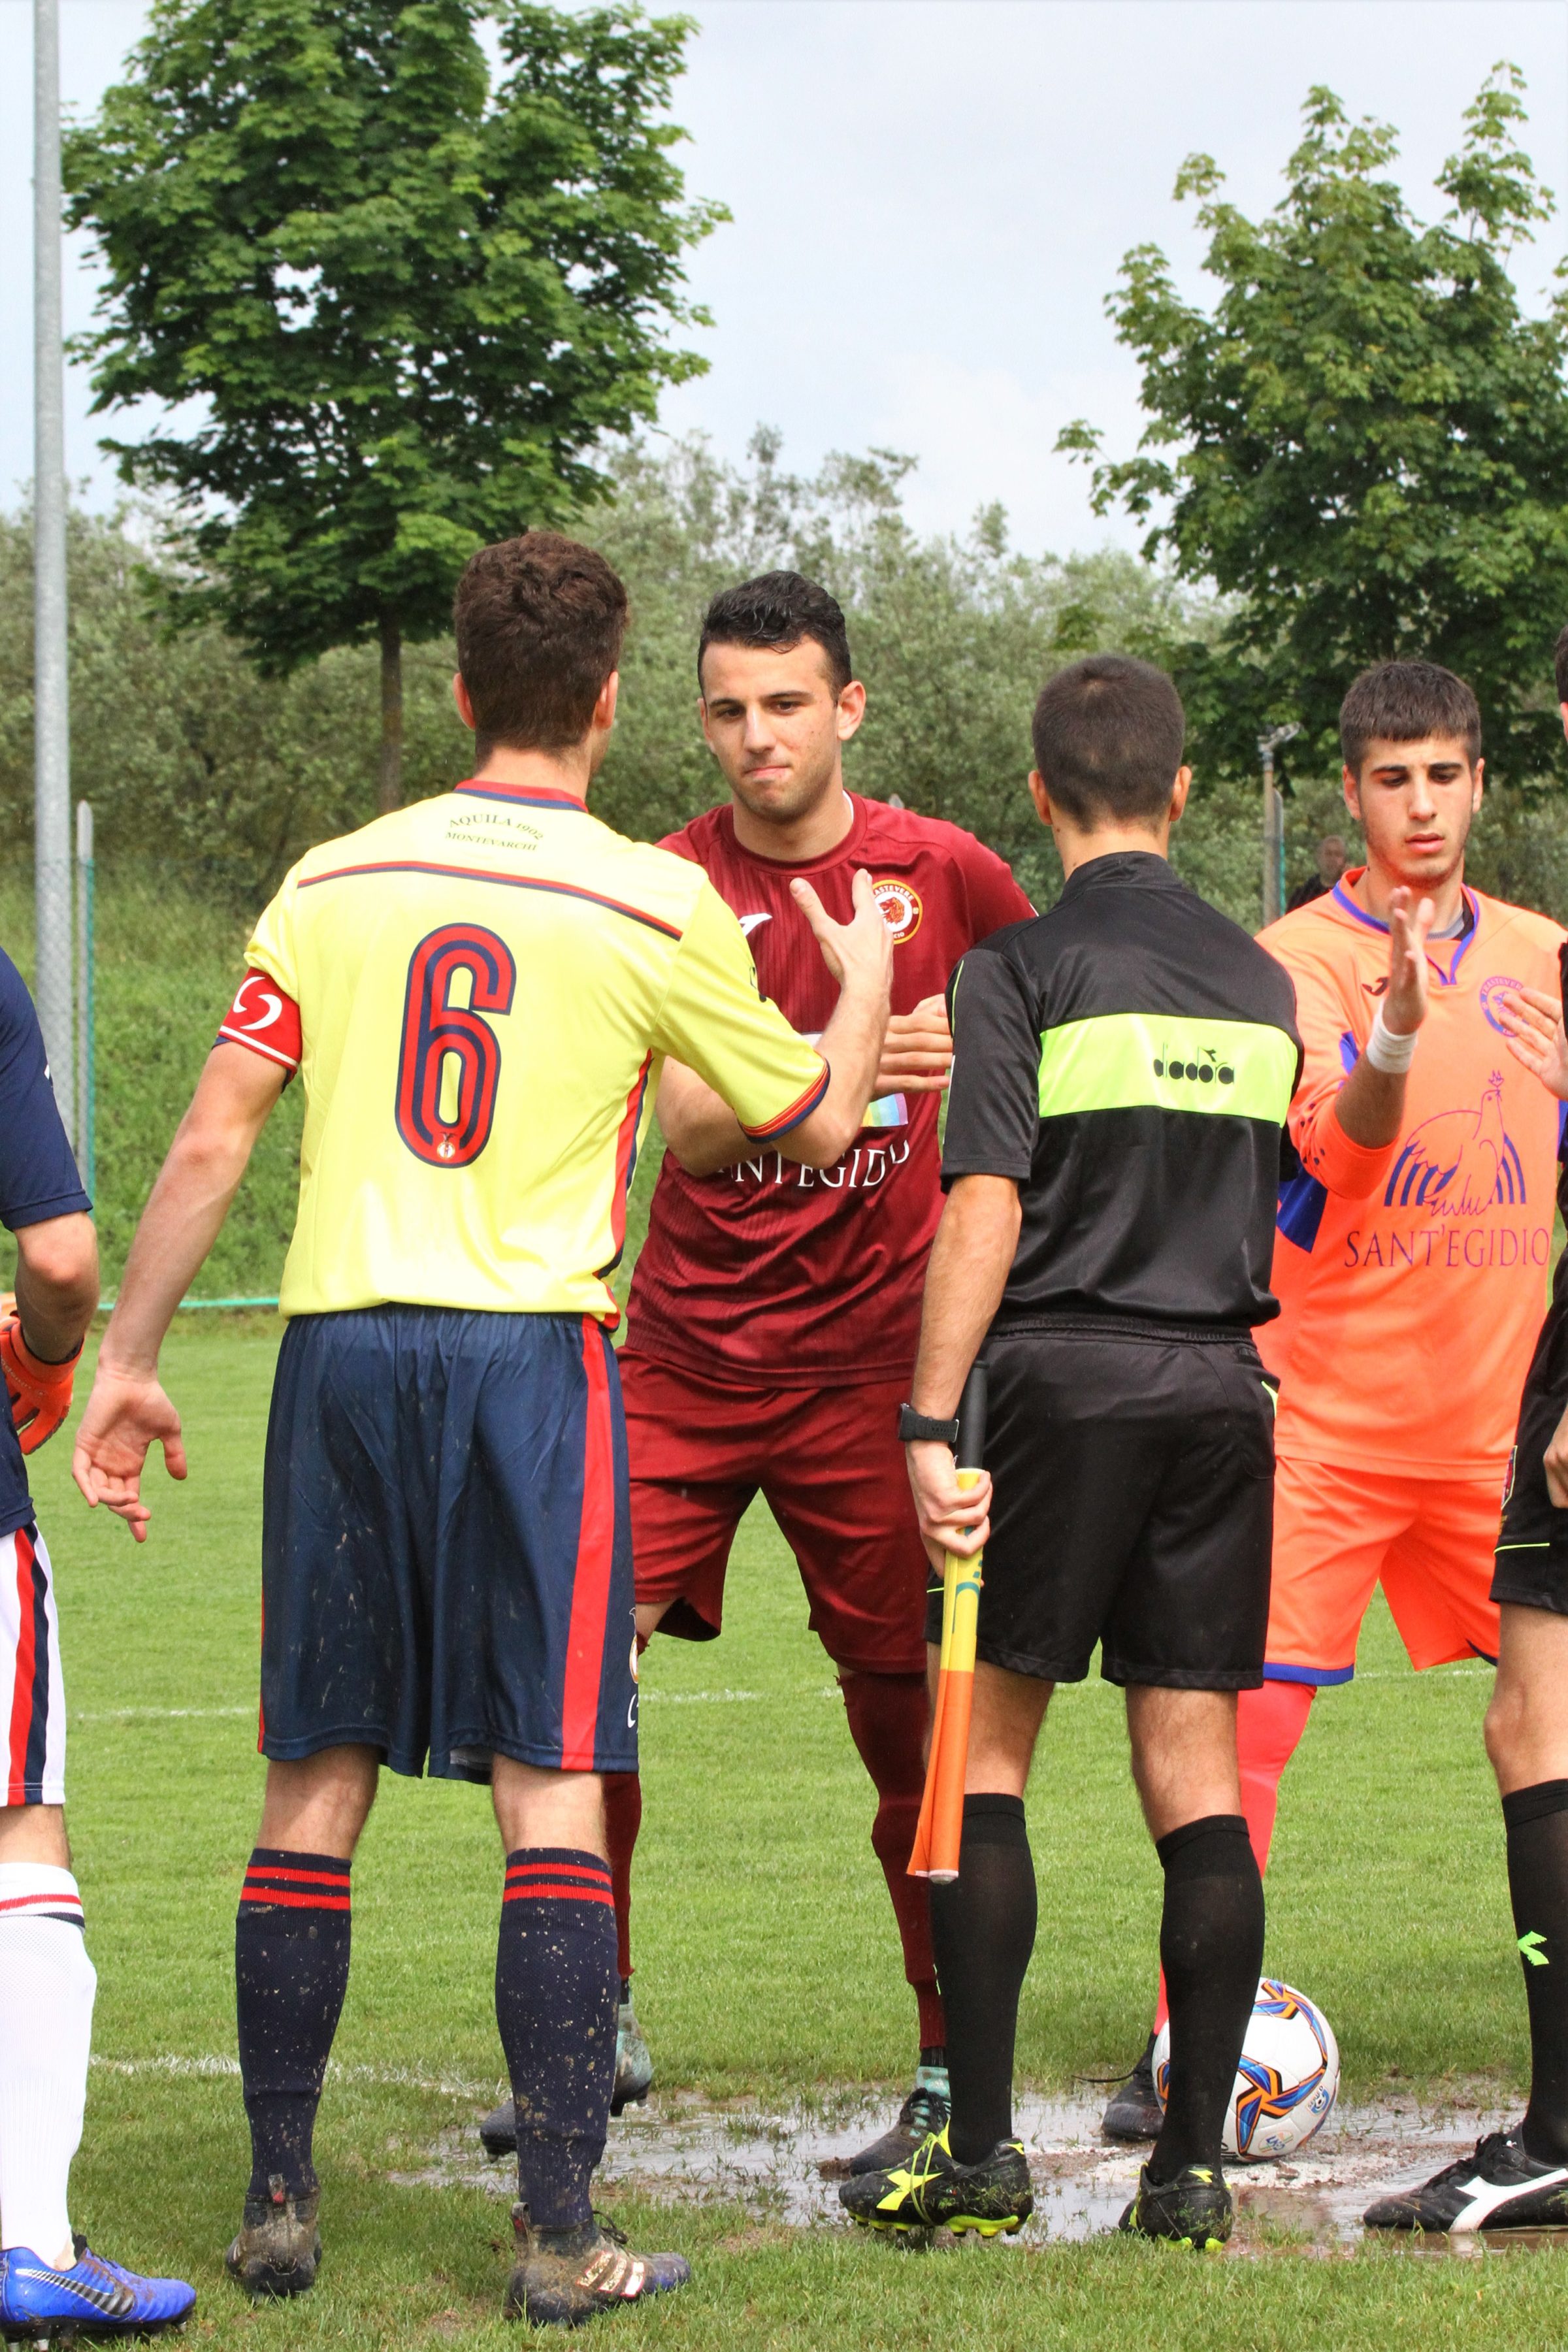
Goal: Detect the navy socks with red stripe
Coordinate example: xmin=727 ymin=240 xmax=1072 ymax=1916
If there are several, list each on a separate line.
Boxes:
xmin=235 ymin=1848 xmax=351 ymax=2200
xmin=497 ymin=1850 xmax=618 ymax=2232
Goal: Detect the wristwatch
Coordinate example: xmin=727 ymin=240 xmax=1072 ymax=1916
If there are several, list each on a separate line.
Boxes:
xmin=898 ymin=1403 xmax=960 ymax=1446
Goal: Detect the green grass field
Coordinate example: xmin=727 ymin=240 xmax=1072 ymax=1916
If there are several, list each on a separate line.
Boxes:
xmin=25 ymin=1315 xmax=1568 ymax=2350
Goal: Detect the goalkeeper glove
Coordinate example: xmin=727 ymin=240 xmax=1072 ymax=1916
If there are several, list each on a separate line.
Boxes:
xmin=0 ymin=1295 xmax=80 ymax=1455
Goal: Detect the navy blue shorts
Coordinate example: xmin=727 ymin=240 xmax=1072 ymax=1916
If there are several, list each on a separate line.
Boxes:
xmin=259 ymin=1307 xmax=637 ymax=1782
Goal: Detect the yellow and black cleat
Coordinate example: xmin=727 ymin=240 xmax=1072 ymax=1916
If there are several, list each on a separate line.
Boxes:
xmin=838 ymin=2125 xmax=1033 ymax=2236
xmin=1118 ymin=2161 xmax=1233 ymax=2251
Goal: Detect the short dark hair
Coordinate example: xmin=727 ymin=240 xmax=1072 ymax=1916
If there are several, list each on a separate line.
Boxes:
xmin=1554 ymin=623 xmax=1568 ymax=704
xmin=1030 ymin=655 xmax=1186 ymax=827
xmin=698 ymin=572 xmax=853 ymax=696
xmin=453 ymin=532 xmax=628 ymax=758
xmin=1339 ymin=660 xmax=1481 ymax=772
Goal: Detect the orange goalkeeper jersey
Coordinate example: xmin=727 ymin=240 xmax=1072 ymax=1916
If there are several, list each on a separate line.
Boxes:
xmin=1263 ymin=872 xmax=1565 ymax=1478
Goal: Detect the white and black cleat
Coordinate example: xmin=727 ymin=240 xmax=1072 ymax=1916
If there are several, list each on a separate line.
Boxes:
xmin=1364 ymin=2129 xmax=1568 ymax=2233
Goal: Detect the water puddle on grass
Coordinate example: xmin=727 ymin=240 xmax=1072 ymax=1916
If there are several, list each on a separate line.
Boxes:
xmin=393 ymin=2083 xmax=1568 ymax=2259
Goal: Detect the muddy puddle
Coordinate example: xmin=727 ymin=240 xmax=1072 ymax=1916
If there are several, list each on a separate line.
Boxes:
xmin=390 ymin=2082 xmax=1568 ymax=2257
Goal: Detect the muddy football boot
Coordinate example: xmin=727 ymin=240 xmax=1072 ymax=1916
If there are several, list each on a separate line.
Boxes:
xmin=1119 ymin=2161 xmax=1233 ymax=2249
xmin=1363 ymin=2131 xmax=1568 ymax=2233
xmin=846 ymin=2078 xmax=952 ymax=2175
xmin=840 ymin=2126 xmax=1033 ymax=2236
xmin=1100 ymin=2035 xmax=1164 ymax=2142
xmin=503 ymin=2208 xmax=690 ymax=2328
xmin=225 ymin=2175 xmax=322 ymax=2298
xmin=0 ymin=2240 xmax=195 ymax=2336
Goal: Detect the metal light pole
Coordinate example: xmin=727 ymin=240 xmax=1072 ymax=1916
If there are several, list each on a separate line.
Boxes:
xmin=34 ymin=0 xmax=74 ymax=1143
xmin=1258 ymin=723 xmax=1301 ymax=928
xmin=75 ymin=800 xmax=94 ymax=1200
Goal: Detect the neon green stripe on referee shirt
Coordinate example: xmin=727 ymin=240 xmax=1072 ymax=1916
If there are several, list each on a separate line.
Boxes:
xmin=1036 ymin=1011 xmax=1296 ymax=1123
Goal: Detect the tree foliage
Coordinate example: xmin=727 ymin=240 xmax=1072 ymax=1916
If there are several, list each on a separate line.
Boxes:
xmin=63 ymin=0 xmax=721 ymax=803
xmin=0 ymin=440 xmax=1219 ymax=910
xmin=1059 ymin=64 xmax=1568 ymax=785
xmin=7 ymin=442 xmax=1568 ymax=933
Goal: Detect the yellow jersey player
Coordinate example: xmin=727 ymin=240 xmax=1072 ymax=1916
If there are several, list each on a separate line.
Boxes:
xmin=72 ymin=534 xmax=894 ymax=2328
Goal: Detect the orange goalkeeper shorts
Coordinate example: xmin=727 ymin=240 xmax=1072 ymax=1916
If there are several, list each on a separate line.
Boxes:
xmin=1264 ymin=1455 xmax=1503 ymax=1686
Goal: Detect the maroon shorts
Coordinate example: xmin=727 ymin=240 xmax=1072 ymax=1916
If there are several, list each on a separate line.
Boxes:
xmin=619 ymin=1352 xmax=928 ymax=1676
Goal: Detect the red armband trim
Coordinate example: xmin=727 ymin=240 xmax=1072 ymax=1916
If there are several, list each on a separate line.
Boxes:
xmin=217 ymin=970 xmax=302 ymax=1073
xmin=741 ymin=1058 xmax=830 ymax=1141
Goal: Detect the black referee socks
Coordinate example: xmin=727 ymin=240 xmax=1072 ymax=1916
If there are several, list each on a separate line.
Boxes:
xmin=929 ymin=1795 xmax=1037 ymax=2166
xmin=1151 ymin=1814 xmax=1264 ymax=2183
xmin=497 ymin=1850 xmax=619 ymax=2232
xmin=1504 ymin=1780 xmax=1568 ymax=2164
xmin=235 ymin=1848 xmax=353 ymax=2200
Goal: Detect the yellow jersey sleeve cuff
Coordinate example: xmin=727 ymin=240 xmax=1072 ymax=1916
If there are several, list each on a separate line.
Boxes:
xmin=740 ymin=1056 xmax=830 ymax=1141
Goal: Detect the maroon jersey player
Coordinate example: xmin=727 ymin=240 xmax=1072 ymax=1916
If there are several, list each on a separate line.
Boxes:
xmin=610 ymin=572 xmax=1027 ymax=2171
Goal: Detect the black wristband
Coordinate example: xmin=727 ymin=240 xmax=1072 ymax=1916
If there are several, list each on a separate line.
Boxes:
xmin=898 ymin=1403 xmax=960 ymax=1447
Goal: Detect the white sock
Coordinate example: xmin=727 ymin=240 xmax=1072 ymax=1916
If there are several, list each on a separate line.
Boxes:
xmin=0 ymin=1867 xmax=95 ymax=2266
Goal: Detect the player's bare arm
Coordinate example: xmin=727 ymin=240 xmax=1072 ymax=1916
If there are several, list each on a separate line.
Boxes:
xmin=12 ymin=1213 xmax=97 ymax=1365
xmin=73 ymin=1043 xmax=286 ymax=1539
xmin=904 ymin=1173 xmax=1019 ymax=1563
xmin=1331 ymin=886 xmax=1436 ymax=1148
xmin=0 ymin=1212 xmax=101 ymax=1464
xmin=659 ymin=869 xmax=892 ymax=1175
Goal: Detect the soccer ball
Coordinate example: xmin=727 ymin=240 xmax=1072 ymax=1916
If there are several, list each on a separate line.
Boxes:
xmin=1151 ymin=1979 xmax=1339 ymax=2161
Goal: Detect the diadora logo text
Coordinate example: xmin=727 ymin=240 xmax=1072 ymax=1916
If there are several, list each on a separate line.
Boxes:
xmin=1152 ymin=1042 xmax=1237 ymax=1088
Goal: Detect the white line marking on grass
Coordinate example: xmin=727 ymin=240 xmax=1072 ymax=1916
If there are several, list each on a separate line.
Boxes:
xmin=1347 ymin=1665 xmax=1492 ymax=1685
xmin=640 ymin=1689 xmax=760 ymax=1705
xmin=74 ymin=1705 xmax=254 ymax=1722
xmin=92 ymin=2055 xmax=498 ymax=2099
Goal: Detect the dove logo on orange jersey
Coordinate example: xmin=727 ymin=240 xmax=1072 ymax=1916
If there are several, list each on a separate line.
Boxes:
xmin=1383 ymin=1073 xmax=1526 ymax=1217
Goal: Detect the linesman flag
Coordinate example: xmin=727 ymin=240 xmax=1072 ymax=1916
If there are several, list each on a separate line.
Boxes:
xmin=908 ymin=1360 xmax=987 ymax=1885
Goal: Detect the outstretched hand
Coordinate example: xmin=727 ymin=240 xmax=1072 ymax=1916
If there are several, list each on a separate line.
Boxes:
xmin=791 ymin=869 xmax=893 ymax=1001
xmin=876 ymin=992 xmax=953 ymax=1097
xmin=1497 ymin=985 xmax=1568 ymax=1103
xmin=71 ymin=1364 xmax=188 ymax=1543
xmin=1383 ymin=886 xmax=1437 ymax=1037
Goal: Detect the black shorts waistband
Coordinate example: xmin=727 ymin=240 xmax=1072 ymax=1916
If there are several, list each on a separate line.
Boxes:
xmin=989 ymin=1312 xmax=1258 ymax=1350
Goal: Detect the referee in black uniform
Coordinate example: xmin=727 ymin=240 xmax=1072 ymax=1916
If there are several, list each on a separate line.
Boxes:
xmin=842 ymin=654 xmax=1301 ymax=2249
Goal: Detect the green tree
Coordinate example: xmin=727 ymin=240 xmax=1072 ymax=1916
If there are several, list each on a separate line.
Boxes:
xmin=1058 ymin=64 xmax=1568 ymax=785
xmin=65 ymin=0 xmax=723 ymax=808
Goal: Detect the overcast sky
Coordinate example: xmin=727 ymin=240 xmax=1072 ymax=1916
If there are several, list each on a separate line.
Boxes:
xmin=1 ymin=0 xmax=1564 ymax=555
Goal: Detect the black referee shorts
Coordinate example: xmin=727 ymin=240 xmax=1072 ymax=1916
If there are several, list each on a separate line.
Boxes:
xmin=924 ymin=1320 xmax=1275 ymax=1689
xmin=1494 ymin=1301 xmax=1568 ymax=1615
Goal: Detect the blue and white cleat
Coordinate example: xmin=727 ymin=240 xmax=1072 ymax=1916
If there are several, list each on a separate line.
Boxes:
xmin=0 ymin=2238 xmax=195 ymax=2338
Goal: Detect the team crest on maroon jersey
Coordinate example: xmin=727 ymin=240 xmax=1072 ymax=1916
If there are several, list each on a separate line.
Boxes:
xmin=873 ymin=879 xmax=923 ymax=942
